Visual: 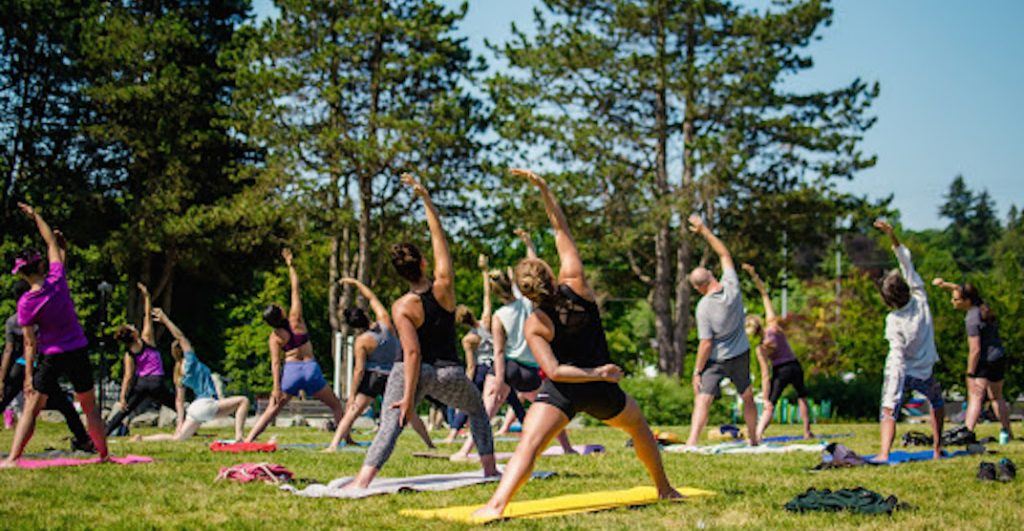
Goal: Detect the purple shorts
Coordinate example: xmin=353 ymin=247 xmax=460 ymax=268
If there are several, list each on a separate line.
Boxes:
xmin=281 ymin=360 xmax=327 ymax=397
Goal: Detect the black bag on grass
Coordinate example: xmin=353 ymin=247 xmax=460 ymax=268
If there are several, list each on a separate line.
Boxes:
xmin=785 ymin=487 xmax=907 ymax=515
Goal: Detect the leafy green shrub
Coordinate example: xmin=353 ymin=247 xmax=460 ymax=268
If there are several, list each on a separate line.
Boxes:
xmin=586 ymin=375 xmax=730 ymax=427
xmin=804 ymin=373 xmax=881 ymax=421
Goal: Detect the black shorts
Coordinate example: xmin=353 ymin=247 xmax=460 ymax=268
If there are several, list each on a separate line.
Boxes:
xmin=357 ymin=371 xmax=389 ymax=398
xmin=535 ymin=379 xmax=627 ymax=421
xmin=973 ymin=356 xmax=1006 ymax=383
xmin=768 ymin=361 xmax=808 ymax=404
xmin=489 ymin=359 xmax=542 ymax=393
xmin=33 ymin=347 xmax=94 ymax=394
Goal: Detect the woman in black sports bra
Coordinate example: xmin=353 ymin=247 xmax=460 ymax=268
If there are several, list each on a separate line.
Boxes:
xmin=473 ymin=169 xmax=680 ymax=521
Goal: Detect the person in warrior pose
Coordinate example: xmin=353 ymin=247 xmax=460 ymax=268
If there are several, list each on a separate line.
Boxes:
xmin=685 ymin=215 xmax=759 ymax=447
xmin=2 ymin=203 xmax=108 ymax=467
xmin=324 ymin=278 xmax=434 ymax=451
xmin=931 ymin=278 xmax=1011 ymax=438
xmin=243 ymin=248 xmax=345 ymax=442
xmin=472 ymin=169 xmax=679 ymax=519
xmin=450 ymin=231 xmax=575 ymax=460
xmin=130 ymin=308 xmax=250 ymax=442
xmin=873 ymin=219 xmax=943 ymax=461
xmin=742 ymin=263 xmax=814 ymax=440
xmin=342 ymin=173 xmax=497 ymax=490
xmin=105 ymin=283 xmax=179 ymax=435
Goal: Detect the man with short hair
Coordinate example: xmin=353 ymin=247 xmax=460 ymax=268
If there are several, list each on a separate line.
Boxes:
xmin=685 ymin=215 xmax=759 ymax=447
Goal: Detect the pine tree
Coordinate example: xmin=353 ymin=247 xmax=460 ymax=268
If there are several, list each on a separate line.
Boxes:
xmin=488 ymin=0 xmax=877 ymax=375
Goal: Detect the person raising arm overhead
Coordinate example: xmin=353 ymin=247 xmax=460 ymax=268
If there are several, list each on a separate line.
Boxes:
xmin=472 ymin=169 xmax=679 ymax=521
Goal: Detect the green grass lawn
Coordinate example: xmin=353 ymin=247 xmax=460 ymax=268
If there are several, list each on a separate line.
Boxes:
xmin=1 ymin=420 xmax=1021 ymax=529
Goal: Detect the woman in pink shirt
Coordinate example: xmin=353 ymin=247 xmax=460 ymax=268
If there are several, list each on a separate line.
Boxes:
xmin=2 ymin=203 xmax=108 ymax=467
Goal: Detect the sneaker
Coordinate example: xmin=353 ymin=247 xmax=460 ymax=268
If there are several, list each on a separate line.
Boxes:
xmin=977 ymin=461 xmax=997 ymax=481
xmin=997 ymin=458 xmax=1016 ymax=482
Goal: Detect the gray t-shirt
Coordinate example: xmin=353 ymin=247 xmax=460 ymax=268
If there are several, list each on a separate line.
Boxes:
xmin=695 ymin=267 xmax=750 ymax=362
xmin=965 ymin=306 xmax=1003 ymax=362
xmin=5 ymin=314 xmax=26 ymax=365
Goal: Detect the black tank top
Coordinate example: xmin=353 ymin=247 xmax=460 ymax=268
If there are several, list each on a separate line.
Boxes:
xmin=394 ymin=285 xmax=459 ymax=367
xmin=538 ymin=284 xmax=611 ymax=369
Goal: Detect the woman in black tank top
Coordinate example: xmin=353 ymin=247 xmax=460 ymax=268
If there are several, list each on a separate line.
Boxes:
xmin=472 ymin=169 xmax=680 ymax=522
xmin=408 ymin=286 xmax=459 ymax=366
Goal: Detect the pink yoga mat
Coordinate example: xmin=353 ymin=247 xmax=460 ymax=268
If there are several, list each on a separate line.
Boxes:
xmin=14 ymin=454 xmax=153 ymax=469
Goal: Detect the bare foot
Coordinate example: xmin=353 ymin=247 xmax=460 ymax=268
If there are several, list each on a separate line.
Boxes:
xmin=321 ymin=446 xmax=337 ymax=453
xmin=130 ymin=434 xmax=143 ymax=443
xmin=470 ymin=505 xmax=504 ymax=523
xmin=449 ymin=452 xmax=472 ymax=463
xmin=659 ymin=487 xmax=683 ymax=500
xmin=0 ymin=459 xmax=17 ymax=469
xmin=933 ymin=449 xmax=942 ymax=460
xmin=563 ymin=447 xmax=579 ymax=455
xmin=804 ymin=432 xmax=815 ymax=440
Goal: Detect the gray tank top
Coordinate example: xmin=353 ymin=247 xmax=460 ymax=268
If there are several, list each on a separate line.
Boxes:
xmin=365 ymin=323 xmax=399 ymax=373
xmin=472 ymin=326 xmax=494 ymax=365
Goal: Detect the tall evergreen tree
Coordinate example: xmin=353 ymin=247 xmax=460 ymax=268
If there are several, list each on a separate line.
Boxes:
xmin=488 ymin=0 xmax=876 ymax=375
xmin=78 ymin=0 xmax=259 ymax=320
xmin=227 ymin=0 xmax=486 ymax=347
xmin=940 ymin=176 xmax=1002 ymax=271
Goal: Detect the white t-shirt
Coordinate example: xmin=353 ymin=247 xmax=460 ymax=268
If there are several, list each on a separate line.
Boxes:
xmin=495 ymin=293 xmax=538 ymax=367
xmin=883 ymin=245 xmax=939 ymax=381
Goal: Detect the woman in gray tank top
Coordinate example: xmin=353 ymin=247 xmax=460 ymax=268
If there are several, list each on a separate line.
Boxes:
xmin=325 ymin=279 xmax=435 ymax=452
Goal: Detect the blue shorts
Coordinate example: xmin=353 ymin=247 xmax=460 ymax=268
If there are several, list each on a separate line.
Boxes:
xmin=880 ymin=374 xmax=944 ymax=421
xmin=281 ymin=360 xmax=328 ymax=397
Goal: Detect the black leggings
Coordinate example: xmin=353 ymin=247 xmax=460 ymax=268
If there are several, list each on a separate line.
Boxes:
xmin=105 ymin=376 xmax=176 ymax=435
xmin=768 ymin=361 xmax=808 ymax=405
xmin=2 ymin=364 xmax=89 ymax=443
xmin=451 ymin=363 xmax=526 ymax=431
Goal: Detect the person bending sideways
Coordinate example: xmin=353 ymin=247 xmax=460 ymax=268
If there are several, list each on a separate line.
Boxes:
xmin=931 ymin=278 xmax=1011 ymax=439
xmin=2 ymin=203 xmax=108 ymax=467
xmin=106 ymin=283 xmax=179 ymax=436
xmin=341 ymin=173 xmax=497 ymax=491
xmin=742 ymin=263 xmax=814 ymax=441
xmin=472 ymin=169 xmax=679 ymax=520
xmin=685 ymin=215 xmax=759 ymax=448
xmin=131 ymin=308 xmax=250 ymax=442
xmin=324 ymin=278 xmax=434 ymax=452
xmin=244 ymin=248 xmax=344 ymax=442
xmin=873 ymin=219 xmax=943 ymax=462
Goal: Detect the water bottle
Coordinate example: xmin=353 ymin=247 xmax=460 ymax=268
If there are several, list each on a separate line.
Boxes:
xmin=999 ymin=430 xmax=1010 ymax=445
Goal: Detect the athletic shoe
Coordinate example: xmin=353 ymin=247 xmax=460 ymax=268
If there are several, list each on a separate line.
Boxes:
xmin=977 ymin=462 xmax=997 ymax=481
xmin=997 ymin=458 xmax=1016 ymax=482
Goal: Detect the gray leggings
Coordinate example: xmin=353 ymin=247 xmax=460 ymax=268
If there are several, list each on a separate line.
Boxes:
xmin=364 ymin=362 xmax=493 ymax=469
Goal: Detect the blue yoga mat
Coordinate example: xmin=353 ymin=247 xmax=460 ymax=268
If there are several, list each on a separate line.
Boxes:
xmin=763 ymin=433 xmax=854 ymax=444
xmin=865 ymin=449 xmax=972 ymax=465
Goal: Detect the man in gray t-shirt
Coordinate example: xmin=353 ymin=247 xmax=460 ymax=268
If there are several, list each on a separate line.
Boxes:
xmin=685 ymin=215 xmax=759 ymax=447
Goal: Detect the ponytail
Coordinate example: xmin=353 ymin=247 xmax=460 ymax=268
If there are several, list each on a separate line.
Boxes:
xmin=961 ymin=283 xmax=997 ymax=324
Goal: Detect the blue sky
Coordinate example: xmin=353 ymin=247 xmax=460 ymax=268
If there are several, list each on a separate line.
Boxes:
xmin=253 ymin=0 xmax=1024 ymax=230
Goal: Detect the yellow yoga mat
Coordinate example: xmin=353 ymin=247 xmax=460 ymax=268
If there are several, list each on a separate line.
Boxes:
xmin=401 ymin=485 xmax=715 ymax=524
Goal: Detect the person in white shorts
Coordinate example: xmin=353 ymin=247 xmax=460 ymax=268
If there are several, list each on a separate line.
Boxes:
xmin=131 ymin=308 xmax=249 ymax=442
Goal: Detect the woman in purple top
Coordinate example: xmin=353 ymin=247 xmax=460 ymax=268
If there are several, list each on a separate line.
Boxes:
xmin=2 ymin=203 xmax=108 ymax=467
xmin=104 ymin=283 xmax=180 ymax=436
xmin=243 ymin=248 xmax=344 ymax=442
xmin=743 ymin=263 xmax=814 ymax=441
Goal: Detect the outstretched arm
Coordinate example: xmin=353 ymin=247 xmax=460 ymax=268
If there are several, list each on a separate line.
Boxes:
xmin=282 ymin=249 xmax=303 ymax=325
xmin=756 ymin=346 xmax=772 ymax=402
xmin=479 ymin=255 xmax=492 ymax=330
xmin=688 ymin=214 xmax=734 ymax=271
xmin=873 ymin=219 xmax=901 ymax=249
xmin=514 ymin=228 xmax=538 ymax=259
xmin=138 ymin=283 xmax=155 ymax=345
xmin=118 ymin=353 xmax=135 ymax=408
xmin=18 ymin=203 xmax=62 ymax=265
xmin=742 ymin=263 xmax=777 ymax=325
xmin=341 ymin=278 xmax=391 ymax=330
xmin=512 ymin=169 xmax=587 ymax=291
xmin=874 ymin=220 xmax=923 ymax=292
xmin=402 ymin=173 xmax=452 ymax=290
xmin=931 ymin=278 xmax=958 ymax=293
xmin=152 ymin=308 xmax=193 ymax=354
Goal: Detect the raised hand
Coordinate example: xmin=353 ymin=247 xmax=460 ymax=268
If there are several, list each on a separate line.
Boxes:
xmin=478 ymin=254 xmax=489 ymax=271
xmin=151 ymin=307 xmax=166 ymax=322
xmin=873 ymin=219 xmax=894 ymax=234
xmin=510 ymin=168 xmax=546 ymax=188
xmin=53 ymin=229 xmax=67 ymax=250
xmin=339 ymin=277 xmax=360 ymax=287
xmin=401 ymin=172 xmax=428 ymax=198
xmin=741 ymin=263 xmax=757 ymax=276
xmin=281 ymin=248 xmax=294 ymax=266
xmin=16 ymin=202 xmax=36 ymax=219
xmin=687 ymin=214 xmax=705 ymax=234
xmin=137 ymin=282 xmax=149 ymax=297
xmin=513 ymin=228 xmax=530 ymax=240
xmin=931 ymin=277 xmax=944 ymax=287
